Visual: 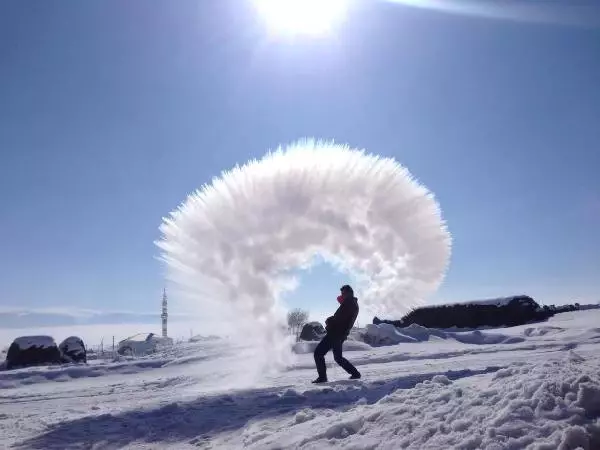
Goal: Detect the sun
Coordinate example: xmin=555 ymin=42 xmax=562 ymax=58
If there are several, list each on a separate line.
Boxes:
xmin=253 ymin=0 xmax=348 ymax=36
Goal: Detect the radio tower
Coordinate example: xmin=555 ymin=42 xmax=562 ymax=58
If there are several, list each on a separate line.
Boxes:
xmin=161 ymin=288 xmax=168 ymax=338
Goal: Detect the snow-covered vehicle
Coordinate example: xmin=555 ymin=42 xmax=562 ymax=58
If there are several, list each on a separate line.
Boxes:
xmin=59 ymin=336 xmax=87 ymax=363
xmin=117 ymin=333 xmax=173 ymax=356
xmin=299 ymin=322 xmax=326 ymax=341
xmin=5 ymin=335 xmax=62 ymax=370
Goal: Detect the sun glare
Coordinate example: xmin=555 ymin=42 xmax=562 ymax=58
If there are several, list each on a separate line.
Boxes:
xmin=254 ymin=0 xmax=348 ymax=36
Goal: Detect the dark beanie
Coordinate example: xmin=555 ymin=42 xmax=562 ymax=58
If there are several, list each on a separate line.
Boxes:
xmin=340 ymin=285 xmax=353 ymax=294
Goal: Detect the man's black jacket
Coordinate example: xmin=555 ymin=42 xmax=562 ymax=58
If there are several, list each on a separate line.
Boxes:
xmin=325 ymin=297 xmax=359 ymax=340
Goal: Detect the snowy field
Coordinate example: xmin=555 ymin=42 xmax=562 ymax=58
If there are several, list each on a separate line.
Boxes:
xmin=1 ymin=310 xmax=600 ymax=449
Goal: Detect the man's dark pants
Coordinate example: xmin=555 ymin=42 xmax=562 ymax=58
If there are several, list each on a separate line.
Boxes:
xmin=314 ymin=333 xmax=359 ymax=379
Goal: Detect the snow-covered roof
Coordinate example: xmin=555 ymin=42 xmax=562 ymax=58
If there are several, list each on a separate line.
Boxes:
xmin=437 ymin=296 xmax=536 ymax=308
xmin=119 ymin=333 xmax=173 ymax=346
xmin=12 ymin=335 xmax=56 ymax=350
xmin=122 ymin=333 xmax=154 ymax=343
xmin=59 ymin=336 xmax=84 ymax=348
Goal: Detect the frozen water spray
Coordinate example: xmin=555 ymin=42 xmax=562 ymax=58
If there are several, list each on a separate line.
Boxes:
xmin=156 ymin=140 xmax=451 ymax=372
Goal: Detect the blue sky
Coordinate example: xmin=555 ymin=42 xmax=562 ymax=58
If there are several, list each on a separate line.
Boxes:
xmin=1 ymin=0 xmax=599 ymax=333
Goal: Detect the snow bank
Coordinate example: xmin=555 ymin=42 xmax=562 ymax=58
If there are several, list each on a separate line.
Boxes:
xmin=363 ymin=323 xmax=420 ymax=346
xmin=0 ymin=359 xmax=169 ymax=389
xmin=397 ymin=323 xmax=450 ymax=340
xmin=362 ymin=323 xmax=524 ymax=347
xmin=450 ymin=329 xmax=525 ymax=345
xmin=524 ymin=326 xmax=565 ymax=337
xmin=0 ymin=341 xmax=227 ymax=387
xmin=242 ymin=359 xmax=600 ymax=449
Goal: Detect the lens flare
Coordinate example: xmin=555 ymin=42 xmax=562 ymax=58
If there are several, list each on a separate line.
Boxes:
xmin=386 ymin=0 xmax=600 ymax=28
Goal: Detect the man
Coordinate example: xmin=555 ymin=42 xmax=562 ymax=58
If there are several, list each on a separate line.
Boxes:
xmin=313 ymin=284 xmax=361 ymax=383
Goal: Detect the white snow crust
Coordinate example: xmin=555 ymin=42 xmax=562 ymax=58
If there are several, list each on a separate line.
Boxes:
xmin=11 ymin=335 xmax=56 ymax=350
xmin=450 ymin=296 xmax=524 ymax=307
xmin=360 ymin=322 xmax=526 ymax=347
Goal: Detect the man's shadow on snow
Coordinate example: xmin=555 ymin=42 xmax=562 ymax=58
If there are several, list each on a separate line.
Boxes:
xmin=17 ymin=366 xmax=501 ymax=449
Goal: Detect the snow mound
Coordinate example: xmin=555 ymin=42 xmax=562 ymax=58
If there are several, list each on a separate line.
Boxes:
xmin=363 ymin=323 xmax=420 ymax=346
xmin=0 ymin=340 xmax=231 ymax=387
xmin=12 ymin=336 xmax=56 ymax=350
xmin=524 ymin=326 xmax=565 ymax=337
xmin=362 ymin=323 xmax=524 ymax=347
xmin=450 ymin=329 xmax=525 ymax=345
xmin=0 ymin=359 xmax=169 ymax=388
xmin=399 ymin=323 xmax=450 ymax=341
xmin=567 ymin=350 xmax=586 ymax=363
xmin=243 ymin=361 xmax=600 ymax=449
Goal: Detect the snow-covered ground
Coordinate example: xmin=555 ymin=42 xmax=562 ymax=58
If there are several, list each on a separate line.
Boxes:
xmin=2 ymin=310 xmax=600 ymax=449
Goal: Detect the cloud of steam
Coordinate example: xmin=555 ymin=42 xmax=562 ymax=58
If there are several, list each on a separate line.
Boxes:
xmin=156 ymin=140 xmax=451 ymax=352
xmin=388 ymin=0 xmax=600 ymax=28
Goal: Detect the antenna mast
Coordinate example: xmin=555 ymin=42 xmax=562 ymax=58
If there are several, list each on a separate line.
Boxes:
xmin=161 ymin=288 xmax=168 ymax=338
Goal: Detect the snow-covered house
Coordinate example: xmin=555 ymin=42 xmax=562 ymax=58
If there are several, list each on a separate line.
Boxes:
xmin=117 ymin=333 xmax=173 ymax=356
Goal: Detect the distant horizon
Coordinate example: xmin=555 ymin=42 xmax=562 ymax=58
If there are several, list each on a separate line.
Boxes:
xmin=0 ymin=294 xmax=596 ymax=348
